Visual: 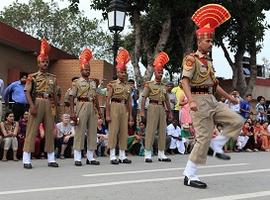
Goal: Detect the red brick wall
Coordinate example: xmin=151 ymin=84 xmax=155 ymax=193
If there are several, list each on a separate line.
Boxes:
xmin=50 ymin=59 xmax=113 ymax=104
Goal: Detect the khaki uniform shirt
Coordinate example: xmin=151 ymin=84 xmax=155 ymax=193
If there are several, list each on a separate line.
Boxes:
xmin=25 ymin=71 xmax=57 ymax=96
xmin=107 ymin=79 xmax=131 ymax=100
xmin=64 ymin=88 xmax=71 ymax=104
xmin=69 ymin=77 xmax=97 ymax=100
xmin=182 ymin=50 xmax=218 ymax=86
xmin=142 ymin=80 xmax=168 ymax=102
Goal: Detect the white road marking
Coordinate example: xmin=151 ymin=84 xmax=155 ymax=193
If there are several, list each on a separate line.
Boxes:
xmin=82 ymin=163 xmax=248 ymax=177
xmin=1 ymin=167 xmax=270 ymax=195
xmin=199 ymin=190 xmax=270 ymax=200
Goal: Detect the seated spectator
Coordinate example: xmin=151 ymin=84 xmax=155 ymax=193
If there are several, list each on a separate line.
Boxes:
xmin=55 ymin=114 xmax=75 ymax=159
xmin=181 ymin=123 xmax=194 ymax=153
xmin=136 ymin=121 xmax=146 ymax=156
xmin=236 ymin=122 xmax=250 ymax=151
xmin=36 ymin=123 xmax=46 ymax=158
xmin=0 ymin=111 xmax=19 ymax=161
xmin=127 ymin=120 xmax=143 ymax=156
xmin=260 ymin=121 xmax=270 ymax=151
xmin=96 ymin=118 xmax=108 ymax=157
xmin=167 ymin=118 xmax=185 ymax=154
xmin=211 ymin=123 xmax=236 ymax=153
xmin=17 ymin=111 xmax=29 ymax=159
xmin=253 ymin=121 xmax=263 ymax=151
xmin=18 ymin=113 xmax=45 ymax=159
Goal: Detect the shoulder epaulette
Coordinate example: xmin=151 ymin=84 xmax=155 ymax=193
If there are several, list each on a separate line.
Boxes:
xmin=183 ymin=54 xmax=196 ymax=71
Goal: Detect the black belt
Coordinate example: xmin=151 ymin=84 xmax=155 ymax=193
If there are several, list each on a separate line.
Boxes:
xmin=191 ymin=86 xmax=215 ymax=94
xmin=149 ymin=100 xmax=165 ymax=105
xmin=111 ymin=98 xmax=127 ymax=104
xmin=35 ymin=93 xmax=54 ymax=98
xmin=77 ymin=97 xmax=93 ymax=102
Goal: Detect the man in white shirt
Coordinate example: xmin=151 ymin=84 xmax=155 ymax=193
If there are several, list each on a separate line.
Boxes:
xmin=167 ymin=119 xmax=186 ymax=154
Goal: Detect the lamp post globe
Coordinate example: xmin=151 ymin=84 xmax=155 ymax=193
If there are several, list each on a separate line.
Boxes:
xmin=107 ymin=0 xmax=126 ymax=79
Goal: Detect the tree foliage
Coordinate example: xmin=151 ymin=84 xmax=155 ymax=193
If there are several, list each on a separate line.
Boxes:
xmin=70 ymin=0 xmax=270 ymax=94
xmin=0 ymin=0 xmax=112 ymax=59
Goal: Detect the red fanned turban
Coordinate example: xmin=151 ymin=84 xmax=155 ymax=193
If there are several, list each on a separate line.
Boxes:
xmin=79 ymin=48 xmax=93 ymax=69
xmin=153 ymin=52 xmax=169 ymax=72
xmin=37 ymin=38 xmax=50 ymax=61
xmin=191 ymin=4 xmax=231 ymax=39
xmin=116 ymin=48 xmax=130 ymax=71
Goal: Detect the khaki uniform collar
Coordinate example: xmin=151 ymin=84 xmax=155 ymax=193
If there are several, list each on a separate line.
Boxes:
xmin=117 ymin=79 xmax=126 ymax=84
xmin=79 ymin=77 xmax=87 ymax=82
xmin=37 ymin=70 xmax=47 ymax=76
xmin=195 ymin=50 xmax=210 ymax=59
xmin=154 ymin=80 xmax=162 ymax=85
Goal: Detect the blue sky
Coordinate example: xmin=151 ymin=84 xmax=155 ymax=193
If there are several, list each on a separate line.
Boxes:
xmin=1 ymin=0 xmax=269 ymax=79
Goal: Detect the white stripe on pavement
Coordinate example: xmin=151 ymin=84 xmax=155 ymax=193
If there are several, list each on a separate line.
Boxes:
xmin=82 ymin=163 xmax=248 ymax=177
xmin=1 ymin=167 xmax=270 ymax=195
xmin=199 ymin=190 xmax=270 ymax=200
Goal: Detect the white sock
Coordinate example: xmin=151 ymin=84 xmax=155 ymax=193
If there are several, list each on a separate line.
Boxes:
xmin=144 ymin=149 xmax=152 ymax=159
xmin=119 ymin=150 xmax=126 ymax=160
xmin=87 ymin=150 xmax=94 ymax=161
xmin=210 ymin=135 xmax=229 ymax=154
xmin=47 ymin=152 xmax=56 ymax=163
xmin=183 ymin=160 xmax=198 ymax=179
xmin=74 ymin=150 xmax=82 ymax=162
xmin=23 ymin=152 xmax=31 ymax=164
xmin=110 ymin=148 xmax=117 ymax=160
xmin=158 ymin=150 xmax=167 ymax=159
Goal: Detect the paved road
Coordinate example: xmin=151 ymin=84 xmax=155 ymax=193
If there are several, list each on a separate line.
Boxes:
xmin=0 ymin=152 xmax=270 ymax=200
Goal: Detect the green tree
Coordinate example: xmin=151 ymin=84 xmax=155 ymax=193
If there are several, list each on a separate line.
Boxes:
xmin=214 ymin=0 xmax=270 ymax=96
xmin=0 ymin=0 xmax=112 ymax=59
xmin=72 ymin=0 xmax=270 ymax=94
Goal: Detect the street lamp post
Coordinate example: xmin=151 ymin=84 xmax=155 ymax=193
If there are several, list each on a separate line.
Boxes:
xmin=107 ymin=0 xmax=126 ymax=79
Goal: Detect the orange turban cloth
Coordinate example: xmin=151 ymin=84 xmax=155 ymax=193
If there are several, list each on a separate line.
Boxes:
xmin=153 ymin=52 xmax=169 ymax=72
xmin=192 ymin=4 xmax=231 ymax=40
xmin=37 ymin=38 xmax=50 ymax=61
xmin=116 ymin=48 xmax=130 ymax=71
xmin=79 ymin=48 xmax=93 ymax=69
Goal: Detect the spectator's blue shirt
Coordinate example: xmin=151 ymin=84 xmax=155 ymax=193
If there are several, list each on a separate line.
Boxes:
xmin=240 ymin=100 xmax=251 ymax=119
xmin=4 ymin=80 xmax=28 ymax=104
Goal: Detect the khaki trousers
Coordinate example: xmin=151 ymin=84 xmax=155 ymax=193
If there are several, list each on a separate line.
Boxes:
xmin=108 ymin=102 xmax=128 ymax=150
xmin=145 ymin=104 xmax=166 ymax=151
xmin=73 ymin=102 xmax=97 ymax=151
xmin=24 ymin=98 xmax=55 ymax=153
xmin=189 ymin=95 xmax=244 ymax=164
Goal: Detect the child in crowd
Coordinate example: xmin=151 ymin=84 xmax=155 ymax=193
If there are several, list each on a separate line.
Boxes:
xmin=55 ymin=114 xmax=75 ymax=159
xmin=260 ymin=121 xmax=270 ymax=151
xmin=17 ymin=111 xmax=29 ymax=159
xmin=253 ymin=121 xmax=263 ymax=151
xmin=181 ymin=123 xmax=194 ymax=154
xmin=127 ymin=120 xmax=143 ymax=156
xmin=0 ymin=111 xmax=19 ymax=161
xmin=97 ymin=118 xmax=108 ymax=157
xmin=236 ymin=122 xmax=250 ymax=151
